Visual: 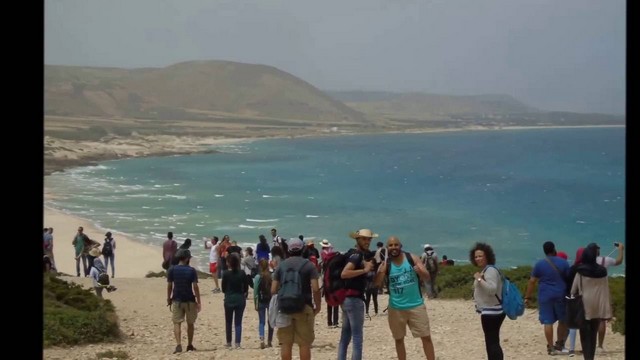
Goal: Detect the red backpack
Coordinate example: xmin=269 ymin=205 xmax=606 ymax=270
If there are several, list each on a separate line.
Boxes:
xmin=322 ymin=249 xmax=358 ymax=306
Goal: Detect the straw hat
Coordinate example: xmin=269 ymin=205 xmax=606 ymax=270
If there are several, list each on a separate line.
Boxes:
xmin=89 ymin=247 xmax=101 ymax=257
xmin=320 ymin=239 xmax=332 ymax=248
xmin=349 ymin=229 xmax=378 ymax=239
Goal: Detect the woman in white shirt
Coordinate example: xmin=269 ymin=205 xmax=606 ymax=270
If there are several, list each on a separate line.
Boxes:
xmin=470 ymin=242 xmax=505 ymax=360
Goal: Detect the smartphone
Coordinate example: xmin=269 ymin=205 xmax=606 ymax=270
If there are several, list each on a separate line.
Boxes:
xmin=613 ymin=242 xmax=619 ymax=247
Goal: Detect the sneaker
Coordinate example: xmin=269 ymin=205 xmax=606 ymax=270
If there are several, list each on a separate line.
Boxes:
xmin=186 ymin=344 xmax=196 ymax=351
xmin=547 ymin=345 xmax=557 ymax=355
xmin=568 ymin=350 xmax=575 ymax=357
xmin=235 ymin=343 xmax=241 ymax=349
xmin=267 ymin=342 xmax=273 ymax=348
xmin=173 ymin=345 xmax=183 ymax=354
xmin=224 ymin=343 xmax=232 ymax=349
xmin=260 ymin=342 xmax=265 ymax=349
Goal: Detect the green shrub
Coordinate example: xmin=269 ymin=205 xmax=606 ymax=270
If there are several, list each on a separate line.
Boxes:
xmin=43 ymin=274 xmax=121 ymax=347
xmin=435 ymin=264 xmax=625 ymax=334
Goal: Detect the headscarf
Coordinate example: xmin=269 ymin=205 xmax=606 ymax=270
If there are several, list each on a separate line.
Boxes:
xmin=576 ymin=243 xmax=607 ymax=278
xmin=179 ymin=238 xmax=192 ymax=249
xmin=573 ymin=247 xmax=585 ymax=266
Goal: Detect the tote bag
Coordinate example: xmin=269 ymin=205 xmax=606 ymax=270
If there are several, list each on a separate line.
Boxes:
xmin=566 ymin=275 xmax=585 ymax=329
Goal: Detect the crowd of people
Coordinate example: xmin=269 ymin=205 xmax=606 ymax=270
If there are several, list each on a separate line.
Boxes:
xmin=46 ymin=224 xmax=623 ymax=360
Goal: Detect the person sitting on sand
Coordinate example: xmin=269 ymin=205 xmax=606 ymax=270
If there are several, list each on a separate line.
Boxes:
xmin=89 ymin=248 xmax=117 ymax=298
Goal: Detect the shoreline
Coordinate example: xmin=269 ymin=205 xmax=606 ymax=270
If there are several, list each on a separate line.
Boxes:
xmin=44 ymin=206 xmax=162 ymax=278
xmin=44 ymin=124 xmax=625 ymax=177
xmin=43 ymin=124 xmax=625 ymax=277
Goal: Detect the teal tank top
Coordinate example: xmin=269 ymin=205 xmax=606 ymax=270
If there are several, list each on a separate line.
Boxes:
xmin=388 ymin=255 xmax=424 ymax=310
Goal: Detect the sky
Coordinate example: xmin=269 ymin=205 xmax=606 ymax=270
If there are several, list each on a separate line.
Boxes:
xmin=45 ymin=0 xmax=626 ymax=115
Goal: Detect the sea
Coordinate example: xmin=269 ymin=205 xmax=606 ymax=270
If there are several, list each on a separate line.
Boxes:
xmin=44 ymin=127 xmax=626 ymax=276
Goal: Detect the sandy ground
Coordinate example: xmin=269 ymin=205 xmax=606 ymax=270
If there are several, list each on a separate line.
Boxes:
xmin=43 ymin=210 xmax=625 ymax=360
xmin=44 ymin=207 xmax=163 ymax=278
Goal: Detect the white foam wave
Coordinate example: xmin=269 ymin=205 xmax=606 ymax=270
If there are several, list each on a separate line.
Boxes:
xmin=262 ymin=195 xmax=288 ymax=198
xmin=214 ymin=194 xmax=225 ymax=197
xmin=246 ymin=218 xmax=279 ymax=222
xmin=239 ymin=224 xmax=258 ymax=229
xmin=306 ymin=215 xmax=319 ymax=218
xmin=165 ymin=195 xmax=187 ymax=199
xmin=195 ymin=224 xmax=205 ymax=227
xmin=576 ymin=220 xmax=587 ymax=224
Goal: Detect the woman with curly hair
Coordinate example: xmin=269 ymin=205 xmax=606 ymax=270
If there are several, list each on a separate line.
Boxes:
xmin=469 ymin=242 xmax=505 ymax=360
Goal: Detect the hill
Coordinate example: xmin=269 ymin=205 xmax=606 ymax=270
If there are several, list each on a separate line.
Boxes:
xmin=45 ymin=61 xmax=366 ymax=124
xmin=327 ymin=90 xmax=625 ymax=127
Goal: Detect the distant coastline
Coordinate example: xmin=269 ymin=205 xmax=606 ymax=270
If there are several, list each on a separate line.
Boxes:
xmin=43 ymin=124 xmax=625 ymax=177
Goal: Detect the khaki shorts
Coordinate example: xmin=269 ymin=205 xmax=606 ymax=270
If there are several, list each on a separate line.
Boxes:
xmin=277 ymin=305 xmax=315 ymax=346
xmin=172 ymin=301 xmax=198 ymax=324
xmin=388 ymin=304 xmax=431 ymax=339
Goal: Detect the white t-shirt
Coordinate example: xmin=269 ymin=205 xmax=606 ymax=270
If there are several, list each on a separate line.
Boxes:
xmin=209 ymin=242 xmax=219 ymax=263
xmin=596 ymin=256 xmax=616 ymax=268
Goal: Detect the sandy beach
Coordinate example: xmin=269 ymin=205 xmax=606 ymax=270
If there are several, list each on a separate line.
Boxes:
xmin=44 ymin=207 xmax=163 ymax=278
xmin=43 ymin=209 xmax=625 ymax=360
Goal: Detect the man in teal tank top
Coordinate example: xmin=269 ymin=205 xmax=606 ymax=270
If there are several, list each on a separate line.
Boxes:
xmin=374 ymin=236 xmax=436 ymax=360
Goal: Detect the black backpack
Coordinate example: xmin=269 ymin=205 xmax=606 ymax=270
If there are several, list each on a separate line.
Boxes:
xmin=277 ymin=259 xmax=309 ymax=314
xmin=94 ymin=267 xmax=110 ymax=286
xmin=102 ymin=239 xmax=114 ymax=256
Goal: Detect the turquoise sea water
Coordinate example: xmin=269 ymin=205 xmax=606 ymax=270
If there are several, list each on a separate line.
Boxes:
xmin=45 ymin=127 xmax=626 ymax=275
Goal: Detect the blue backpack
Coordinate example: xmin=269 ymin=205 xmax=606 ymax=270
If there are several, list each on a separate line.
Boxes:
xmin=485 ymin=265 xmax=525 ymax=320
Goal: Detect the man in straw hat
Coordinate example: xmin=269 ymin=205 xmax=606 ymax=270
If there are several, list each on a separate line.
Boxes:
xmin=337 ymin=228 xmax=377 ymax=360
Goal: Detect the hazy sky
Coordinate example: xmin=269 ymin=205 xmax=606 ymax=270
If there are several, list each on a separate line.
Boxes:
xmin=45 ymin=0 xmax=625 ymax=115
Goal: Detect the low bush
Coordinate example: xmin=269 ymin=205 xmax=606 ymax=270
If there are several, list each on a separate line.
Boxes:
xmin=436 ymin=264 xmax=625 ymax=334
xmin=43 ymin=274 xmax=121 ymax=347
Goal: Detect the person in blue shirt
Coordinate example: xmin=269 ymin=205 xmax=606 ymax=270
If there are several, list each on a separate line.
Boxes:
xmin=167 ymin=249 xmax=201 ymax=354
xmin=524 ymin=241 xmax=571 ymax=355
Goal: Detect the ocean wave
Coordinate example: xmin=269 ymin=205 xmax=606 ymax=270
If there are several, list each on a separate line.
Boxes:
xmin=576 ymin=220 xmax=587 ymax=224
xmin=214 ymin=194 xmax=225 ymax=197
xmin=238 ymin=224 xmax=258 ymax=229
xmin=195 ymin=224 xmax=205 ymax=227
xmin=305 ymin=215 xmax=319 ymax=218
xmin=246 ymin=218 xmax=279 ymax=222
xmin=165 ymin=195 xmax=187 ymax=199
xmin=262 ymin=195 xmax=288 ymax=198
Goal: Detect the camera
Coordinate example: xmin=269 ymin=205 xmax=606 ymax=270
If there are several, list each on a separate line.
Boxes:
xmin=613 ymin=242 xmax=619 ymax=247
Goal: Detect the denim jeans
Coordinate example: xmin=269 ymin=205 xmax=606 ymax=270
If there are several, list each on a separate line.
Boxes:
xmin=257 ymin=302 xmax=274 ymax=342
xmin=103 ymin=254 xmax=115 ymax=277
xmin=338 ymin=297 xmax=365 ymax=360
xmin=224 ymin=301 xmax=246 ymax=345
xmin=75 ymin=254 xmax=87 ymax=276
